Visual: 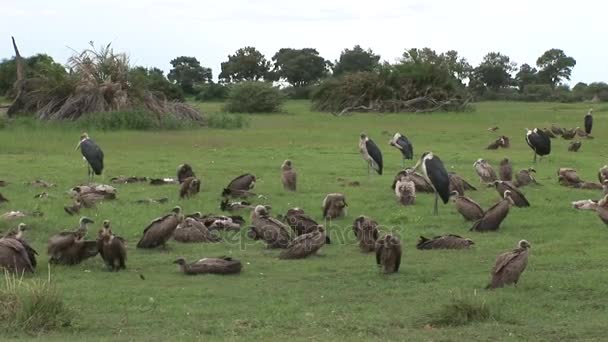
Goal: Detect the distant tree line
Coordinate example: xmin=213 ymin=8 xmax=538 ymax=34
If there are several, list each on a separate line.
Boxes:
xmin=1 ymin=45 xmax=606 ymax=107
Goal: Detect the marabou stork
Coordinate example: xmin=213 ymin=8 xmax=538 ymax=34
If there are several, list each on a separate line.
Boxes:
xmin=525 ymin=128 xmax=551 ymax=163
xmin=389 ymin=133 xmax=413 ymax=167
xmin=359 ymin=133 xmax=383 ymax=175
xmin=75 ymin=133 xmax=104 ymax=181
xmin=584 ymin=109 xmax=593 ymax=134
xmin=413 ymin=152 xmax=450 ymax=215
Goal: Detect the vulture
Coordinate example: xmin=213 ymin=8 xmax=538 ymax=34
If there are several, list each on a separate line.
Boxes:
xmin=1 ymin=223 xmax=37 ymax=269
xmin=414 ymin=152 xmax=451 ymax=215
xmin=98 ymin=220 xmax=126 ymax=271
xmin=561 ymin=128 xmax=576 ymax=140
xmin=110 ymin=175 xmax=147 ymax=184
xmin=392 ymin=169 xmax=434 ymax=193
xmin=179 ymin=177 xmax=201 ymax=199
xmin=451 ymin=191 xmax=484 ymax=221
xmin=133 ymin=197 xmax=169 ymax=205
xmin=29 ymin=179 xmax=55 ymax=188
xmin=493 ymin=181 xmax=530 ymax=207
xmin=598 ymin=165 xmax=608 ymax=184
xmin=584 ymin=109 xmax=593 ymax=134
xmin=322 ymin=193 xmax=348 ymax=219
xmin=486 ymin=136 xmax=508 ymax=150
xmin=486 ymin=240 xmax=531 ymax=289
xmin=525 ymin=128 xmax=551 ymax=162
xmin=470 ymin=191 xmax=514 ymax=232
xmin=0 ymin=238 xmax=35 ymax=274
xmin=222 ymin=173 xmax=256 ymax=198
xmin=575 ymin=127 xmax=593 ymax=139
xmin=0 ymin=192 xmax=8 ymax=204
xmin=279 ymin=226 xmax=326 ymax=259
xmin=48 ymin=217 xmax=98 ymax=265
xmin=359 ymin=133 xmax=383 ymax=175
xmin=177 ymin=164 xmax=196 ymax=184
xmin=487 ymin=126 xmax=499 ymax=132
xmin=136 ymin=206 xmax=183 ymax=249
xmin=514 ymin=168 xmax=538 ymax=187
xmin=541 ymin=128 xmax=556 ymax=138
xmin=389 ymin=132 xmax=414 ymax=167
xmin=64 ymin=200 xmax=82 ymax=216
xmin=75 ymin=133 xmax=104 ymax=181
xmin=281 ymin=160 xmax=297 ymax=191
xmin=70 ymin=184 xmax=116 ymax=206
xmin=248 ymin=205 xmax=292 ymax=249
xmin=220 ymin=199 xmax=254 ymax=212
xmin=557 ymin=168 xmax=582 ymax=186
xmin=550 ymin=124 xmax=564 ymax=136
xmin=571 ymin=199 xmax=598 ymax=211
xmin=174 ymin=217 xmax=221 ymax=243
xmin=375 ymin=234 xmax=402 ymax=274
xmin=199 ymin=214 xmax=244 ymax=232
xmin=499 ymin=136 xmax=510 ymax=148
xmin=474 ymin=159 xmax=497 ymax=184
xmin=352 ymin=216 xmax=379 ymax=252
xmin=448 ymin=172 xmax=477 ymax=195
xmin=281 ymin=208 xmax=331 ymax=243
xmin=416 ymin=234 xmax=475 ymax=250
xmin=568 ymin=141 xmax=582 ymax=152
xmin=597 ymin=195 xmax=608 ymax=225
xmin=394 ymin=177 xmax=416 ymax=205
xmin=174 ymin=256 xmax=242 ymax=275
xmin=149 ymin=178 xmax=179 ymax=185
xmin=499 ymin=158 xmax=512 ymax=182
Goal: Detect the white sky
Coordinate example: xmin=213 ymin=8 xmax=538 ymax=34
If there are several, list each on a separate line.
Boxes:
xmin=1 ymin=0 xmax=605 ymax=85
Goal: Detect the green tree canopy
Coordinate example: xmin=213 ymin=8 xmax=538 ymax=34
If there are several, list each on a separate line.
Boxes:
xmin=0 ymin=53 xmax=67 ymax=96
xmin=536 ymin=49 xmax=576 ymax=87
xmin=515 ymin=63 xmax=538 ymax=92
xmin=269 ymin=48 xmax=331 ymax=87
xmin=332 ymin=45 xmax=380 ymax=76
xmin=167 ymin=56 xmax=212 ymax=94
xmin=401 ymin=48 xmax=471 ymax=83
xmin=472 ymin=52 xmax=517 ymax=90
xmin=219 ymin=46 xmax=271 ymax=83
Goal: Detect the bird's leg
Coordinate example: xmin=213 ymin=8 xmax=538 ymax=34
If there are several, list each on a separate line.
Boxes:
xmin=533 ymin=152 xmax=537 ymax=164
xmin=367 ymin=162 xmax=370 ymax=175
xmin=433 ymin=192 xmax=439 ymax=216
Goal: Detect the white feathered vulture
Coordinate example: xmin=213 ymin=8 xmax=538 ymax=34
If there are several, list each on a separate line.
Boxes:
xmin=75 ymin=133 xmax=104 ymax=180
xmin=525 ymin=128 xmax=551 ymax=163
xmin=359 ymin=133 xmax=383 ymax=175
xmin=413 ymin=152 xmax=450 ymax=215
xmin=389 ymin=133 xmax=413 ymax=167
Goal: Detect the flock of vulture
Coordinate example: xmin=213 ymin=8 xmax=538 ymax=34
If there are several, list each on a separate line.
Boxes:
xmin=0 ymin=109 xmax=605 ymax=291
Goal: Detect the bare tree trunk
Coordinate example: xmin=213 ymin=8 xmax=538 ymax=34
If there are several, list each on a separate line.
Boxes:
xmin=7 ymin=36 xmax=26 ymax=117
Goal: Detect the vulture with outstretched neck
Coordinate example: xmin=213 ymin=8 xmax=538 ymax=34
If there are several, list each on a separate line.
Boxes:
xmin=48 ymin=217 xmax=98 ymax=265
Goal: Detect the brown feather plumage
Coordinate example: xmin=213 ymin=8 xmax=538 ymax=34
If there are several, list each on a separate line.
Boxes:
xmin=487 ymin=240 xmax=530 ymax=289
xmin=375 ymin=234 xmax=401 ymax=273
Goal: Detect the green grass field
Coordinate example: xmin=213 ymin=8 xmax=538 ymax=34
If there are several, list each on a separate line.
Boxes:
xmin=1 ymin=101 xmax=607 ymax=341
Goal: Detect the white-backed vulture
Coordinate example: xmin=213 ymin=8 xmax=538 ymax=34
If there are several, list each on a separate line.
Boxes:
xmin=375 ymin=234 xmax=401 ymax=273
xmin=179 ymin=177 xmax=200 ymax=199
xmin=470 ymin=191 xmax=514 ymax=232
xmin=48 ymin=217 xmax=98 ymax=265
xmin=474 ymin=159 xmax=497 ymax=183
xmin=98 ymin=220 xmax=126 ymax=271
xmin=137 ymin=206 xmax=183 ymax=249
xmin=417 ymin=234 xmax=475 ymax=250
xmin=222 ymin=174 xmax=256 ymax=198
xmin=174 ymin=217 xmax=221 ymax=243
xmin=177 ymin=164 xmax=196 ymax=184
xmin=575 ymin=127 xmax=593 ymax=139
xmin=448 ymin=172 xmax=476 ymax=195
xmin=281 ymin=160 xmax=297 ymax=191
xmin=322 ymin=193 xmax=347 ymax=219
xmin=550 ymin=124 xmax=564 ymax=136
xmin=451 ymin=191 xmax=484 ymax=221
xmin=392 ymin=169 xmax=434 ymax=193
xmin=571 ymin=199 xmax=598 ymax=211
xmin=499 ymin=158 xmax=512 ymax=181
xmin=486 ymin=240 xmax=531 ymax=289
xmin=1 ymin=223 xmax=37 ymax=270
xmin=279 ymin=226 xmax=326 ymax=259
xmin=514 ymin=168 xmax=537 ymax=187
xmin=174 ymin=256 xmax=242 ymax=275
xmin=561 ymin=128 xmax=576 ymax=140
xmin=248 ymin=205 xmax=292 ymax=248
xmin=494 ymin=181 xmax=530 ymax=207
xmin=352 ymin=216 xmax=379 ymax=252
xmin=199 ymin=214 xmax=243 ymax=232
xmin=558 ymin=168 xmax=582 ymax=186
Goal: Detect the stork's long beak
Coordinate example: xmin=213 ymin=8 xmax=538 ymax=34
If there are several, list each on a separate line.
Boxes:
xmin=413 ymin=159 xmax=421 ymax=171
xmin=75 ymin=141 xmax=82 ymax=151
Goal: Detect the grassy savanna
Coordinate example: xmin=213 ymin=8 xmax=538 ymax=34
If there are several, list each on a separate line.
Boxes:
xmin=0 ymin=101 xmax=608 ymax=340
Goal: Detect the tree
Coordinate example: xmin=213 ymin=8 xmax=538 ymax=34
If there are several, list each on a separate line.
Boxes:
xmin=472 ymin=52 xmax=517 ymax=90
xmin=536 ymin=49 xmax=576 ymax=87
xmin=515 ymin=64 xmax=538 ymax=92
xmin=129 ymin=66 xmax=184 ymax=101
xmin=167 ymin=56 xmax=212 ymax=94
xmin=401 ymin=48 xmax=471 ymax=83
xmin=332 ymin=45 xmax=380 ymax=76
xmin=0 ymin=53 xmax=66 ymax=96
xmin=219 ymin=47 xmax=271 ymax=83
xmin=269 ymin=48 xmax=331 ymax=87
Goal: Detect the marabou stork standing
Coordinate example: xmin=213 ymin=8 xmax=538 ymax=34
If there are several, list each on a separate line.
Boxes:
xmin=75 ymin=133 xmax=104 ymax=181
xmin=389 ymin=133 xmax=413 ymax=167
xmin=584 ymin=109 xmax=593 ymax=134
xmin=359 ymin=133 xmax=383 ymax=175
xmin=525 ymin=128 xmax=551 ymax=163
xmin=413 ymin=152 xmax=450 ymax=215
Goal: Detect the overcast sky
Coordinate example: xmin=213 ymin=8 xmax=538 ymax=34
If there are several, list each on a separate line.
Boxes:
xmin=1 ymin=0 xmax=605 ymax=85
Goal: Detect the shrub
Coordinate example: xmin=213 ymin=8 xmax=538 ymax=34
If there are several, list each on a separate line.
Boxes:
xmin=224 ymin=81 xmax=284 ymax=113
xmin=0 ymin=271 xmax=73 ymax=333
xmin=207 ymin=113 xmax=249 ymax=129
xmin=426 ymin=292 xmax=496 ymax=327
xmin=78 ymin=110 xmax=191 ymax=130
xmin=194 ymin=83 xmax=230 ymax=101
xmin=280 ymin=85 xmax=314 ymax=99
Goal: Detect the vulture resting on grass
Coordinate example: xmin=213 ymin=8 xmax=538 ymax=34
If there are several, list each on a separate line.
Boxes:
xmin=177 ymin=164 xmax=196 ymax=184
xmin=392 ymin=168 xmax=434 ymax=193
xmin=174 ymin=256 xmax=242 ymax=275
xmin=498 ymin=158 xmax=512 ymax=182
xmin=137 ymin=206 xmax=183 ymax=249
xmin=0 ymin=237 xmax=35 ymax=274
xmin=248 ymin=205 xmax=292 ymax=248
xmin=98 ymin=220 xmax=126 ymax=271
xmin=179 ymin=177 xmax=201 ymax=199
xmin=280 ymin=208 xmax=331 ymax=243
xmin=279 ymin=226 xmax=326 ymax=259
xmin=487 ymin=240 xmax=531 ymax=289
xmin=493 ymin=181 xmax=530 ymax=207
xmin=514 ymin=168 xmax=538 ymax=187
xmin=281 ymin=160 xmax=297 ymax=191
xmin=474 ymin=159 xmax=497 ymax=183
xmin=416 ymin=234 xmax=475 ymax=250
xmin=451 ymin=191 xmax=484 ymax=221
xmin=322 ymin=193 xmax=347 ymax=219
xmin=222 ymin=173 xmax=256 ymax=198
xmin=174 ymin=217 xmax=221 ymax=243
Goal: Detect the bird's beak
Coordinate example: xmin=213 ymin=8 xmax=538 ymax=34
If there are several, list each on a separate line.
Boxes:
xmin=413 ymin=159 xmax=421 ymax=171
xmin=75 ymin=141 xmax=82 ymax=151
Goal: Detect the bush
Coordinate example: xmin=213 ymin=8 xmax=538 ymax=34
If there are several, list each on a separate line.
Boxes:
xmin=224 ymin=81 xmax=284 ymax=113
xmin=426 ymin=292 xmax=496 ymax=327
xmin=280 ymin=85 xmax=314 ymax=99
xmin=207 ymin=113 xmax=249 ymax=129
xmin=0 ymin=272 xmax=73 ymax=333
xmin=194 ymin=83 xmax=230 ymax=101
xmin=78 ymin=110 xmax=191 ymax=130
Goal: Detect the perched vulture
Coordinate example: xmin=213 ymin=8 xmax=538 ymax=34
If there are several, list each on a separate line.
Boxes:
xmin=0 ymin=192 xmax=8 ymax=204
xmin=500 ymin=136 xmax=511 ymax=148
xmin=110 ymin=176 xmax=147 ymax=184
xmin=499 ymin=158 xmax=512 ymax=182
xmin=514 ymin=168 xmax=538 ymax=187
xmin=220 ymin=198 xmax=254 ymax=212
xmin=48 ymin=217 xmax=98 ymax=265
xmin=575 ymin=127 xmax=593 ymax=139
xmin=177 ymin=164 xmax=196 ymax=184
xmin=248 ymin=205 xmax=292 ymax=248
xmin=568 ymin=141 xmax=582 ymax=152
xmin=451 ymin=191 xmax=484 ymax=221
xmin=375 ymin=234 xmax=402 ymax=274
xmin=486 ymin=240 xmax=531 ymax=289
xmin=389 ymin=132 xmax=414 ymax=166
xmin=416 ymin=234 xmax=475 ymax=250
xmin=281 ymin=208 xmax=331 ymax=243
xmin=174 ymin=217 xmax=221 ymax=243
xmin=392 ymin=169 xmax=434 ymax=193
xmin=598 ymin=165 xmax=608 ymax=184
xmin=584 ymin=109 xmax=593 ymax=134
xmin=352 ymin=216 xmax=379 ymax=252
xmin=0 ymin=238 xmax=35 ymax=273
xmin=448 ymin=173 xmax=465 ymax=196
xmin=474 ymin=159 xmax=497 ymax=183
xmin=359 ymin=133 xmax=383 ymax=175
xmin=222 ymin=174 xmax=256 ymax=198
xmin=571 ymin=199 xmax=598 ymax=211
xmin=561 ymin=128 xmax=576 ymax=140
xmin=494 ymin=181 xmax=530 ymax=207
xmin=174 ymin=256 xmax=242 ymax=275
xmin=281 ymin=160 xmax=297 ymax=191
xmin=279 ymin=226 xmax=326 ymax=259
xmin=98 ymin=220 xmax=126 ymax=271
xmin=550 ymin=124 xmax=564 ymax=136
xmin=179 ymin=177 xmax=201 ymax=199
xmin=470 ymin=191 xmax=514 ymax=232
xmin=597 ymin=195 xmax=608 ymax=225
xmin=395 ymin=177 xmax=416 ymax=205
xmin=136 ymin=206 xmax=183 ymax=249
xmin=322 ymin=193 xmax=348 ymax=219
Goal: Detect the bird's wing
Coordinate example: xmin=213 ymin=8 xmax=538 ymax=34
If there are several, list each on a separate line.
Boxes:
xmin=424 ymin=157 xmax=450 ymax=203
xmin=227 ymin=174 xmax=255 ymax=190
xmin=492 ymin=250 xmax=521 ymax=274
